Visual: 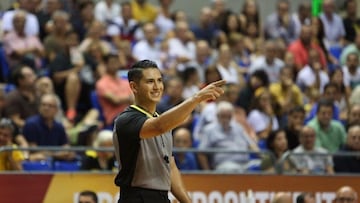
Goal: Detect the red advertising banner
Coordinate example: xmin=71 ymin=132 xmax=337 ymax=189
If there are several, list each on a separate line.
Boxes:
xmin=0 ymin=173 xmax=359 ymax=203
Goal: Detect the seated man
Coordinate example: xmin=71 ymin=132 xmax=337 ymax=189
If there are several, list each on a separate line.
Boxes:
xmin=307 ymin=99 xmax=346 ymax=153
xmin=23 ymin=93 xmax=75 ymax=161
xmin=198 ymin=101 xmax=257 ymax=172
xmin=334 ymin=125 xmax=360 ymax=173
xmin=334 ymin=186 xmax=358 ymax=203
xmin=173 ymin=127 xmax=198 ymax=171
xmin=291 ymin=126 xmax=334 ymax=174
xmin=78 ymin=190 xmax=98 ymax=203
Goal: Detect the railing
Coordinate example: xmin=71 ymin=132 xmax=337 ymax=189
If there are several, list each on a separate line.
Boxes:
xmin=0 ymin=146 xmax=359 ymax=175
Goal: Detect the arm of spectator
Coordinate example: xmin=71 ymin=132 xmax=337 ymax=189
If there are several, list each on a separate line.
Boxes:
xmin=197 ymin=153 xmax=211 ymax=170
xmin=9 ymin=114 xmax=25 ymax=128
xmin=14 ymin=134 xmax=29 ymax=159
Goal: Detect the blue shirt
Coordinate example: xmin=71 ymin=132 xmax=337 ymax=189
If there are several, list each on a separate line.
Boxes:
xmin=174 ymin=152 xmax=199 ymax=171
xmin=23 ymin=115 xmax=68 ymax=146
xmin=305 ymin=103 xmax=340 ymax=124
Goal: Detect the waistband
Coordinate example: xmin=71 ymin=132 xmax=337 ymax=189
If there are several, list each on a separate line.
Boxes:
xmin=121 ymin=187 xmax=168 ymax=194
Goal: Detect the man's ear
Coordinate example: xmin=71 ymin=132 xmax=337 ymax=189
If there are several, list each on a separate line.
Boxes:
xmin=129 ymin=81 xmax=138 ymax=94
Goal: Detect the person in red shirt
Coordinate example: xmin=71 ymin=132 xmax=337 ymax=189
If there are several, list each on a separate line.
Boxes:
xmin=96 ymin=54 xmax=133 ymax=127
xmin=288 ymin=25 xmax=327 ymax=72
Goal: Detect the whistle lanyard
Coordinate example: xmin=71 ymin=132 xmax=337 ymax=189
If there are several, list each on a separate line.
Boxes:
xmin=130 ymin=105 xmax=159 ymax=118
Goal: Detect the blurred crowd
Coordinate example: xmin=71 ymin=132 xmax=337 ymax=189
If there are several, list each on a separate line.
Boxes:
xmin=0 ymin=0 xmax=359 ymax=174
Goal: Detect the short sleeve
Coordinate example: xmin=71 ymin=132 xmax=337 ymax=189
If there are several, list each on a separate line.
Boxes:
xmin=247 ymin=110 xmax=267 ymax=133
xmin=107 ymin=25 xmax=120 ymax=36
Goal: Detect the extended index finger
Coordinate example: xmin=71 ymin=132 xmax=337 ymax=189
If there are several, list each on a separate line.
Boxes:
xmin=212 ymin=80 xmax=227 ymax=87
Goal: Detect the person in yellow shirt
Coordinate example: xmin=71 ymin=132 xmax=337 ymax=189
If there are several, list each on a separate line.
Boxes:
xmin=270 ymin=66 xmax=303 ymax=116
xmin=131 ymin=0 xmax=158 ymax=23
xmin=0 ymin=118 xmax=24 ymax=171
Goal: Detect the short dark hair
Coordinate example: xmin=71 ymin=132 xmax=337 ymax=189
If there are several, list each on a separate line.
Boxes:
xmin=103 ymin=53 xmax=119 ymax=64
xmin=0 ymin=118 xmax=15 ymax=134
xmin=79 ymin=190 xmax=98 ymax=203
xmin=316 ymin=99 xmax=333 ymax=113
xmin=288 ymin=106 xmax=305 ymax=115
xmin=11 ymin=65 xmax=28 ymax=87
xmin=121 ymin=1 xmax=131 ymax=7
xmin=251 ymin=69 xmax=270 ymax=87
xmin=128 ymin=60 xmax=159 ymax=83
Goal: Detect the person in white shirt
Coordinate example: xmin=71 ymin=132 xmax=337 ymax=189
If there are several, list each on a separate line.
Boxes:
xmin=291 ymin=126 xmax=334 ymax=175
xmin=2 ymin=7 xmax=39 ymax=37
xmin=249 ymin=40 xmax=284 ymax=83
xmin=343 ymin=52 xmax=360 ymax=89
xmin=319 ymin=0 xmax=346 ymax=47
xmin=132 ymin=22 xmax=162 ymax=69
xmin=94 ymin=0 xmax=121 ymax=23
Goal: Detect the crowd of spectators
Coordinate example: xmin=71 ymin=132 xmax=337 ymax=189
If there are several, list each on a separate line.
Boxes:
xmin=0 ymin=0 xmax=359 ymax=174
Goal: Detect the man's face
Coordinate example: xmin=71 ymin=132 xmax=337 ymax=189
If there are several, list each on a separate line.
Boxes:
xmin=173 ymin=129 xmax=192 ymax=148
xmin=39 ymin=95 xmax=58 ymax=120
xmin=20 ymin=67 xmax=36 ymax=88
xmin=121 ymin=4 xmax=132 ymax=19
xmin=277 ymin=2 xmax=289 ymax=17
xmin=349 ymin=106 xmax=360 ymax=126
xmin=346 ymin=54 xmax=359 ymax=69
xmin=317 ymin=106 xmax=333 ymax=127
xmin=288 ymin=111 xmax=305 ymax=131
xmin=347 ymin=127 xmax=360 ymax=151
xmin=324 ymin=86 xmax=337 ymax=102
xmin=132 ymin=68 xmax=164 ymax=104
xmin=335 ymin=189 xmax=358 ymax=203
xmin=78 ymin=195 xmax=96 ymax=203
xmin=217 ymin=109 xmax=233 ymax=129
xmin=143 ymin=24 xmax=157 ymax=43
xmin=300 ymin=127 xmax=316 ymax=150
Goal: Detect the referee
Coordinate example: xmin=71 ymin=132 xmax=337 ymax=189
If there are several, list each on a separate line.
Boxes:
xmin=113 ymin=60 xmax=225 ymax=203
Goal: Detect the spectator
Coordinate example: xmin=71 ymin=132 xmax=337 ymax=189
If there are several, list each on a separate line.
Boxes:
xmin=296 ymin=49 xmax=329 ymax=94
xmin=2 ymin=0 xmax=40 ymax=37
xmin=43 ymin=11 xmax=71 ymax=56
xmin=216 ymin=43 xmax=242 ymax=85
xmin=306 ymin=83 xmax=340 ymax=123
xmin=181 ymin=67 xmax=201 ymax=99
xmin=343 ymin=0 xmax=360 ymax=44
xmin=238 ymin=0 xmax=261 ymax=38
xmin=296 ymin=193 xmax=316 ymax=203
xmin=292 ymin=126 xmax=334 ymax=175
xmin=284 ymin=106 xmax=305 ymax=150
xmin=334 ymin=186 xmax=358 ymax=203
xmin=319 ymin=0 xmax=346 ymax=47
xmin=307 ymin=99 xmax=346 ymax=153
xmin=345 ymin=104 xmax=360 ymax=130
xmin=249 ymin=40 xmax=284 ymax=83
xmin=264 ymin=0 xmax=296 ymax=45
xmin=80 ymin=130 xmax=116 ymax=171
xmin=211 ymin=0 xmax=231 ymax=29
xmin=270 ymin=66 xmax=303 ymax=117
xmin=288 ymin=25 xmax=327 ymax=72
xmin=247 ymin=88 xmax=279 ymax=140
xmin=340 ymin=33 xmax=360 ymax=65
xmin=3 ymin=10 xmax=45 ymax=69
xmin=131 ymin=0 xmax=158 ymax=24
xmin=106 ymin=1 xmax=140 ymax=44
xmin=334 ymin=125 xmax=360 ymax=173
xmin=0 ymin=118 xmax=24 ymax=171
xmin=70 ymin=0 xmax=95 ymax=41
xmin=187 ymin=40 xmax=214 ymax=84
xmin=173 ymin=127 xmax=198 ymax=170
xmin=228 ymin=33 xmax=251 ymax=71
xmin=94 ymin=0 xmax=121 ymax=24
xmin=23 ymin=93 xmax=75 ymax=161
xmin=35 ymin=0 xmax=62 ymax=40
xmin=198 ymin=101 xmax=257 ymax=172
xmin=154 ymin=0 xmax=175 ymax=39
xmin=78 ymin=190 xmax=98 ymax=203
xmin=168 ymin=21 xmax=196 ymax=69
xmin=48 ymin=30 xmax=86 ymax=122
xmin=342 ymin=52 xmax=360 ymax=90
xmin=132 ymin=22 xmax=162 ymax=69
xmin=235 ymin=69 xmax=269 ymax=115
xmin=330 ymin=69 xmax=351 ymax=120
xmin=4 ymin=65 xmax=38 ymax=128
xmin=292 ymin=1 xmax=311 ymax=39
xmin=78 ymin=21 xmax=111 ymax=55
xmin=157 ymin=77 xmax=185 ymax=114
xmin=191 ymin=7 xmax=219 ymax=46
xmin=260 ymin=129 xmax=296 ymax=173
xmin=95 ymin=54 xmax=133 ymax=127
xmin=217 ymin=13 xmax=242 ymax=45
